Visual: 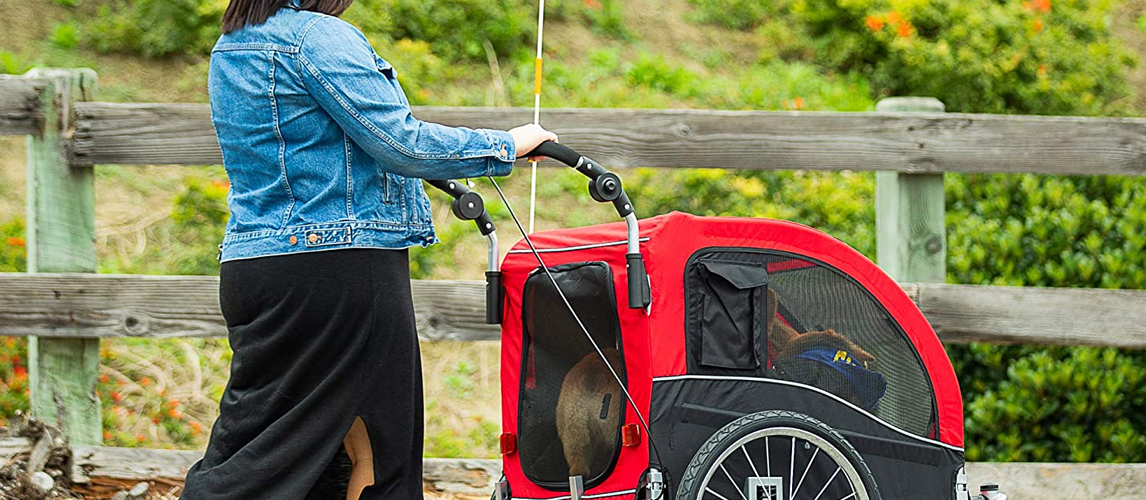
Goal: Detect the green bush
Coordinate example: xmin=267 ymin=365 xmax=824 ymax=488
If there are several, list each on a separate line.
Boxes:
xmin=51 ymin=21 xmax=80 ymax=49
xmin=625 ymin=54 xmax=695 ymax=94
xmin=85 ymin=0 xmax=225 ymax=58
xmin=686 ymin=0 xmax=773 ymax=30
xmin=0 ymin=218 xmax=26 ymax=273
xmin=784 ymin=0 xmax=1135 ymax=115
xmin=945 ymin=173 xmax=1146 ymax=462
xmin=0 ymin=219 xmax=29 ymax=421
xmin=0 ymin=50 xmax=31 ymax=75
xmin=362 ymin=0 xmax=534 ymax=62
xmin=626 ymin=169 xmax=877 ymax=257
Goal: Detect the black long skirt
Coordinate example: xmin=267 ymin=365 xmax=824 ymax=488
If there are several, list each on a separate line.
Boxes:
xmin=181 ymin=248 xmax=423 ymax=500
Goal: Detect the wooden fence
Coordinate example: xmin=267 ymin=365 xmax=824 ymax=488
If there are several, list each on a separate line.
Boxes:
xmin=2 ymin=69 xmax=1146 ymax=498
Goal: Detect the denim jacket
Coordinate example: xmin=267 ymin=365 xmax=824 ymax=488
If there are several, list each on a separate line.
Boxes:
xmin=208 ymin=2 xmax=516 ymax=262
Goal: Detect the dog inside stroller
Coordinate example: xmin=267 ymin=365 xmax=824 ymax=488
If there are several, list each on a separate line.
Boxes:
xmin=430 ymin=142 xmax=1002 ymax=500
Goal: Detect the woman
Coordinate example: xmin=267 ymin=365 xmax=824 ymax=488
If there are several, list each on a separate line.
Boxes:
xmin=180 ymin=1 xmax=557 ymax=499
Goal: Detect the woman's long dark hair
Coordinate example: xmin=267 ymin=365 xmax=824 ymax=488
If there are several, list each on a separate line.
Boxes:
xmin=222 ymin=0 xmax=355 ymax=33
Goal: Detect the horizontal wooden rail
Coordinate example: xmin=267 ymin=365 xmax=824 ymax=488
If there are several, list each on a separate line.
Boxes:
xmin=0 ymin=438 xmax=1135 ymax=500
xmin=0 ymin=75 xmax=47 ymax=136
xmin=68 ymin=102 xmax=1146 ymax=176
xmin=2 ymin=273 xmax=1144 ymax=348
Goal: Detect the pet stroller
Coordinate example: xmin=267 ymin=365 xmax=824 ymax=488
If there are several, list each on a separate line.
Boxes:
xmin=432 ymin=143 xmax=974 ymax=500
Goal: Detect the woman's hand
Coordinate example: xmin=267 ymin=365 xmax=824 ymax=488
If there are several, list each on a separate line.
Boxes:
xmin=508 ymin=124 xmax=559 ymax=161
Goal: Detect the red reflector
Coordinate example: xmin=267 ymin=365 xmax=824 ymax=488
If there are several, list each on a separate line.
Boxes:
xmin=500 ymin=433 xmax=517 ymax=455
xmin=622 ymin=424 xmax=641 ymax=447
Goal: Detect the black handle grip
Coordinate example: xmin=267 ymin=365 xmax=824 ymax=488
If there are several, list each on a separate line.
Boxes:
xmin=524 ymin=140 xmax=581 ymax=167
xmin=486 ymin=271 xmax=503 ymax=324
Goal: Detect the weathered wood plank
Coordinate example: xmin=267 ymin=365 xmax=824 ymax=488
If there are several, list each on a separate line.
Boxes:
xmin=0 ymin=273 xmax=498 ymax=342
xmin=25 ymin=68 xmax=103 ymax=447
xmin=915 ymin=283 xmax=1146 ymax=347
xmin=2 ymin=273 xmax=1145 ymax=347
xmin=69 ymin=102 xmax=1146 ymax=176
xmin=0 ymin=75 xmax=46 ymax=136
xmin=875 ymin=98 xmax=947 ymax=284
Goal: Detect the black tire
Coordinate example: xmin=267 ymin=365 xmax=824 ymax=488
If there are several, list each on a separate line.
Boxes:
xmin=674 ymin=410 xmax=880 ymax=500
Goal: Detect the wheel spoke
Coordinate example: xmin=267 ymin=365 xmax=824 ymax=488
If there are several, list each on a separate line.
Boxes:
xmin=835 ymin=493 xmax=856 ymax=500
xmin=789 ymin=438 xmax=795 ymax=500
xmin=719 ymin=462 xmax=750 ymax=500
xmin=810 ymin=467 xmax=842 ymax=500
xmin=740 ymin=446 xmax=761 ymax=479
xmin=705 ymin=487 xmax=732 ymax=500
xmin=792 ymin=447 xmax=819 ymax=499
xmin=765 ymin=437 xmax=771 ymax=477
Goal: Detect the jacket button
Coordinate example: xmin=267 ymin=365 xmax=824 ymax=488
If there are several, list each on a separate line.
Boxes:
xmin=500 ymin=144 xmax=508 ymax=158
xmin=308 ymin=234 xmax=319 ymax=244
xmin=289 ymin=235 xmax=298 ymax=245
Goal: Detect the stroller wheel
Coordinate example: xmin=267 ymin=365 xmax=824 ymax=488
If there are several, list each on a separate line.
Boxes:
xmin=674 ymin=410 xmax=880 ymax=500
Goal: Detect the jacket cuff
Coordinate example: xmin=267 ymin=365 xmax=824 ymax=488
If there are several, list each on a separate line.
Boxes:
xmin=484 ymin=129 xmax=516 ymax=177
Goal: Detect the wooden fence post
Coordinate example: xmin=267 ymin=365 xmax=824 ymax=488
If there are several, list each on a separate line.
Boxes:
xmin=25 ymin=68 xmax=102 ymax=446
xmin=875 ymin=97 xmax=947 ymax=283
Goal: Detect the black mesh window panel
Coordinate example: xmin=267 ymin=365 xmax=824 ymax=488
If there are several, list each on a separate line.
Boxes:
xmin=518 ymin=261 xmax=626 ymax=488
xmin=685 ymin=248 xmax=937 ymax=437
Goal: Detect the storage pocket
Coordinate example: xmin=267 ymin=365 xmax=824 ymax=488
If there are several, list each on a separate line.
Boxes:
xmin=696 ymin=259 xmax=769 ymax=369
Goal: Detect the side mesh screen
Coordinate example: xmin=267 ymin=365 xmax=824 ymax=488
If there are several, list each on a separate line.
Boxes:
xmin=518 ymin=262 xmax=626 ymax=488
xmin=685 ymin=248 xmax=937 ymax=438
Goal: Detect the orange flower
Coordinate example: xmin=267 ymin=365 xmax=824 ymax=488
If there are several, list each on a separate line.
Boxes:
xmin=896 ymin=21 xmax=914 ymax=38
xmin=103 ymin=431 xmax=113 ymax=441
xmin=136 ymin=434 xmax=147 ymax=442
xmin=167 ymin=397 xmax=180 ymax=408
xmin=1032 ymin=0 xmax=1051 ymax=13
xmin=5 ymin=237 xmax=24 ymax=248
xmin=152 ymin=416 xmax=161 ymax=424
xmin=189 ymin=421 xmax=204 ymax=435
xmin=583 ymin=0 xmax=601 ymax=9
xmin=1037 ymin=64 xmax=1048 ymax=77
xmin=99 ymin=374 xmax=110 ymax=384
xmin=1032 ymin=19 xmax=1043 ymax=32
xmin=864 ymin=15 xmax=884 ymax=32
xmin=13 ymin=366 xmax=27 ymax=380
xmin=167 ymin=408 xmax=183 ymax=419
xmin=886 ymin=11 xmax=903 ymax=24
xmin=111 ymin=391 xmax=123 ymax=403
xmin=792 ymin=96 xmax=805 ymax=110
xmin=140 ymin=377 xmax=152 ymax=387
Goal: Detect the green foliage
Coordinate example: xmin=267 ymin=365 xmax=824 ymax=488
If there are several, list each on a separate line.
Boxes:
xmin=626 ymin=170 xmax=877 ymax=257
xmin=0 ymin=337 xmax=29 ymax=419
xmin=0 ymin=218 xmax=27 ymax=273
xmin=626 ymin=54 xmax=696 ymax=94
xmin=945 ymin=173 xmax=1146 ymax=462
xmin=1138 ymin=14 xmax=1146 ymax=36
xmin=0 ymin=50 xmax=31 ymax=75
xmin=51 ymin=21 xmax=80 ymax=49
xmin=686 ymin=0 xmax=773 ymax=30
xmin=169 ymin=175 xmax=230 ymax=275
xmin=585 ymin=0 xmax=631 ymax=40
xmin=956 ymin=344 xmax=1146 ymax=462
xmin=362 ymin=0 xmax=534 ymax=61
xmin=947 ymin=175 xmax=1146 ymax=288
xmin=784 ymin=0 xmax=1135 ymax=115
xmin=84 ymin=0 xmax=225 ymax=58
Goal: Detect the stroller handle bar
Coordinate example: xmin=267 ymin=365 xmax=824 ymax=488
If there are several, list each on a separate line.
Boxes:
xmin=524 ymin=141 xmax=651 ymax=309
xmin=426 ymin=179 xmax=504 ymax=324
